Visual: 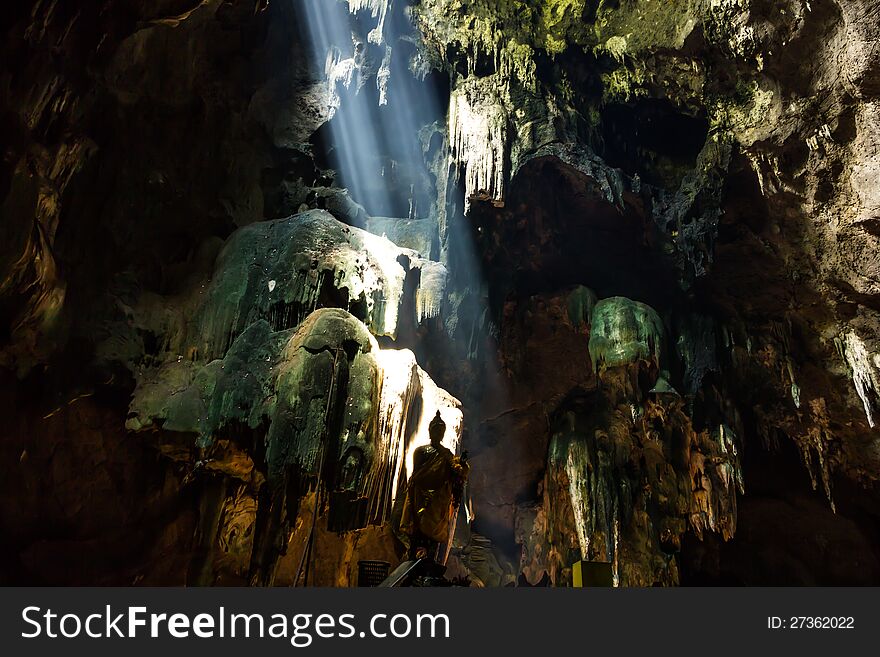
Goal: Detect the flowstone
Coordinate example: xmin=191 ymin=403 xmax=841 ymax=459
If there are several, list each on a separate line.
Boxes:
xmin=182 ymin=209 xmax=446 ymax=359
xmin=588 ymin=296 xmax=664 ymax=370
xmin=523 ymin=294 xmax=742 ymax=586
xmin=129 ymin=305 xmax=462 ymax=585
xmin=125 ymin=205 xmax=459 ymax=585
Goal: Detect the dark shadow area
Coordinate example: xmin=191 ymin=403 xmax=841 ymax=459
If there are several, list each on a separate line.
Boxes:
xmin=680 ymin=438 xmax=880 ymax=585
xmin=473 ymin=155 xmax=679 ymax=313
xmin=600 ymin=99 xmax=709 ymax=189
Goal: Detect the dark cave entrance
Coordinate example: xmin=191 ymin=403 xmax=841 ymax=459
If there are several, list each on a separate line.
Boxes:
xmin=599 ymin=99 xmax=709 ymax=189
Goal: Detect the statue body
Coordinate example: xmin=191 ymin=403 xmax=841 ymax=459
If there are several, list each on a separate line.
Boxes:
xmin=399 ymin=412 xmax=468 ymax=560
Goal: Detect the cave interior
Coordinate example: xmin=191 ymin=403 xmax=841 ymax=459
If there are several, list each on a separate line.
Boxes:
xmin=1 ymin=0 xmax=880 ymax=586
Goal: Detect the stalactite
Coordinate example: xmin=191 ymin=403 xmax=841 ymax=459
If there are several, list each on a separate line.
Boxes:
xmin=347 ymin=0 xmax=393 ymax=105
xmin=413 ymin=259 xmax=447 ymax=322
xmin=688 ymin=422 xmax=742 ymax=540
xmin=347 ymin=0 xmax=390 ymax=45
xmin=325 ymin=49 xmax=357 ymax=119
xmin=448 ymin=75 xmax=508 ymax=207
xmin=377 ymin=45 xmax=392 ymax=106
xmin=551 ymin=425 xmax=616 ymax=564
xmin=796 ymin=398 xmax=837 ymax=511
xmin=840 ymin=331 xmax=880 ymax=428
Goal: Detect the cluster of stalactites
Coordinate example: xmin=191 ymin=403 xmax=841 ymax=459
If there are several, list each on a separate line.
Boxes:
xmin=542 ymin=400 xmax=743 ymax=586
xmin=409 ymin=2 xmax=539 ymax=92
xmin=456 ymin=38 xmax=538 ymax=94
xmin=448 ymin=75 xmax=509 ymax=208
xmin=535 ymin=294 xmax=744 ymax=585
xmin=840 ymin=330 xmax=880 ymax=428
xmin=796 ymin=398 xmax=837 ymax=512
xmin=688 ymin=421 xmax=743 ymax=540
xmin=346 ymin=0 xmax=394 ymax=105
xmin=310 ymin=1 xmax=393 ymax=119
xmin=347 ymin=0 xmax=390 ymax=45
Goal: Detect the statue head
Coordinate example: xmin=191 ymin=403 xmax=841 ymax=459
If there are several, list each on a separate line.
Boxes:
xmin=428 ymin=410 xmax=446 ymax=446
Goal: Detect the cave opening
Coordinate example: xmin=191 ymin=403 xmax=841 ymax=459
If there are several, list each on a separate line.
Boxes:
xmin=305 ymin=0 xmax=450 ymax=220
xmin=599 ymin=99 xmax=710 ymax=189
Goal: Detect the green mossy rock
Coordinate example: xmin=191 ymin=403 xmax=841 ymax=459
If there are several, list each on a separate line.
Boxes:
xmin=588 ymin=296 xmax=664 ymax=369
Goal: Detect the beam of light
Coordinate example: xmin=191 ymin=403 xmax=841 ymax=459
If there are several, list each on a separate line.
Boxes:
xmin=298 ymin=0 xmax=444 ymax=220
xmin=296 ymin=0 xmax=514 ymax=533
